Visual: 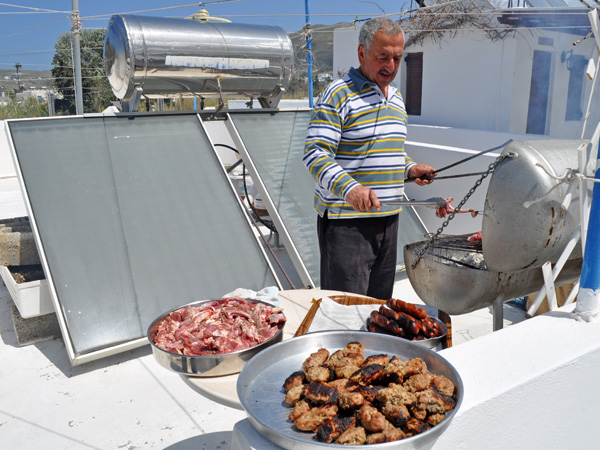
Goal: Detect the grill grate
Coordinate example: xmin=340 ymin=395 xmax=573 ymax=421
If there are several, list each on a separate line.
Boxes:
xmin=414 ymin=234 xmax=486 ymax=271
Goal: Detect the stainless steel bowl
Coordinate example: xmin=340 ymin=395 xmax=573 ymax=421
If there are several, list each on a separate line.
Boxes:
xmin=147 ymin=299 xmax=285 ymax=377
xmin=237 ymin=330 xmax=463 ymax=450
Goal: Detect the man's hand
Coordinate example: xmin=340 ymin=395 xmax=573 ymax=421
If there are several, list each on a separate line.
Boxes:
xmin=346 ymin=185 xmax=381 ymax=212
xmin=408 ymin=164 xmax=436 ymax=186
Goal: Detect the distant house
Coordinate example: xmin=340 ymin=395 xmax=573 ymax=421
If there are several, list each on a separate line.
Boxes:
xmin=333 ymin=5 xmax=599 ymax=139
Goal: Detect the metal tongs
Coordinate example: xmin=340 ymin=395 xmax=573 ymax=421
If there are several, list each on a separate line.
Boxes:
xmin=385 ymin=197 xmax=447 ymax=209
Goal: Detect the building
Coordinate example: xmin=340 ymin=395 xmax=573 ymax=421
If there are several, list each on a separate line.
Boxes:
xmin=334 ymin=4 xmax=598 ymax=139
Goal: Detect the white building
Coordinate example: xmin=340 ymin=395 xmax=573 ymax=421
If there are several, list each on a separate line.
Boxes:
xmin=334 ymin=6 xmax=598 ymax=139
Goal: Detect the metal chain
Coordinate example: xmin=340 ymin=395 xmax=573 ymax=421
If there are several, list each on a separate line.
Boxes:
xmin=410 ymin=152 xmax=516 ymax=270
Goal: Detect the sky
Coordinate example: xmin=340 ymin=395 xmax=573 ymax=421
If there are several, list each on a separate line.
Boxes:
xmin=0 ymin=0 xmax=418 ymax=71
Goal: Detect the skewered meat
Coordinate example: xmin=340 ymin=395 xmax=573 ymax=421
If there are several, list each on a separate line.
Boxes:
xmin=335 ymin=426 xmax=367 ymax=445
xmin=436 ymin=197 xmax=479 ymax=218
xmin=316 ymin=416 xmax=357 ymax=443
xmin=468 ymin=230 xmax=482 ymax=243
xmin=293 ymin=404 xmax=338 ymax=431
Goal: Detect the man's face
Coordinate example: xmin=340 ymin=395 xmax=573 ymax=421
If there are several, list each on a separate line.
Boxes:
xmin=358 ymin=31 xmax=404 ymax=93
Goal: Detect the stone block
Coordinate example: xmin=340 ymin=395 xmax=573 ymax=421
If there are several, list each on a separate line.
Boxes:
xmin=0 ymin=217 xmax=40 ymax=266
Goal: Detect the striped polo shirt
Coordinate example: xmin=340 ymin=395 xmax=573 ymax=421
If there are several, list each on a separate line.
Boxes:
xmin=303 ymin=67 xmax=415 ymax=219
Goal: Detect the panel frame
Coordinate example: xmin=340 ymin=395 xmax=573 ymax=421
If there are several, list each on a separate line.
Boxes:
xmin=5 ymin=112 xmax=281 ymax=365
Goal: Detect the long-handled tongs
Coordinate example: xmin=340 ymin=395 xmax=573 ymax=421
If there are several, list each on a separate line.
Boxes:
xmin=405 ymin=139 xmax=514 ymax=183
xmin=385 ymin=197 xmax=447 ymax=209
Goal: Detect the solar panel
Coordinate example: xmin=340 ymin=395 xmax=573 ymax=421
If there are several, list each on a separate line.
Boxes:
xmin=227 ymin=110 xmax=428 ymax=287
xmin=6 ymin=113 xmax=279 ymax=364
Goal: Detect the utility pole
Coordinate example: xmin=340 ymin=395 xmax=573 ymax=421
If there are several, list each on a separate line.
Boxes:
xmin=15 ymin=62 xmax=22 ymax=90
xmin=71 ymin=0 xmax=84 ymax=114
xmin=305 ymin=0 xmax=314 ymax=108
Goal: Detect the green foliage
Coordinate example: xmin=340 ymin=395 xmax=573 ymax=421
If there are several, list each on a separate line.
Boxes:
xmin=0 ymin=96 xmax=48 ymax=120
xmin=51 ymin=29 xmax=115 ymax=115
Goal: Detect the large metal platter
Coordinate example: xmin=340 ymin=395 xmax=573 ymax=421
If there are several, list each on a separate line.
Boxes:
xmin=237 ymin=330 xmax=463 ymax=450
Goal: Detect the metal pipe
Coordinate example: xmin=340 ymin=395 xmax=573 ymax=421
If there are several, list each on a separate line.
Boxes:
xmin=305 ymin=0 xmax=314 ymax=108
xmin=71 ymin=0 xmax=84 ymax=114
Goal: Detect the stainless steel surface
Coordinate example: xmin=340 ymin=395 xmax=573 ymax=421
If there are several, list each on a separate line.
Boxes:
xmin=404 ymin=237 xmax=582 ymax=315
xmin=148 ymin=299 xmax=285 ymax=377
xmin=104 ymin=15 xmax=293 ymax=102
xmin=237 ymin=330 xmax=463 ymax=450
xmin=482 ymin=139 xmax=592 ymax=272
xmin=385 ymin=197 xmax=447 ymax=209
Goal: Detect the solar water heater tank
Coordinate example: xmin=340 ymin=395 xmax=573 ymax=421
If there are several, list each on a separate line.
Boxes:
xmin=103 ymin=14 xmax=294 ymax=108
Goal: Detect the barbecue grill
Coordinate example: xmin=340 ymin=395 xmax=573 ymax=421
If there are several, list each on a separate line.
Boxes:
xmin=405 ymin=139 xmax=592 ymax=328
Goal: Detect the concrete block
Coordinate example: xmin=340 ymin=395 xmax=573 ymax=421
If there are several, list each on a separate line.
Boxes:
xmin=0 ymin=217 xmax=40 ymax=266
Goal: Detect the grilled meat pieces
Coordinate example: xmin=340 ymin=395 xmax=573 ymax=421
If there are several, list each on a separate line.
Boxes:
xmin=335 ymin=426 xmax=367 ymax=445
xmin=303 ymin=348 xmax=330 ymax=371
xmin=316 ymin=415 xmax=357 ymax=443
xmin=293 ymin=404 xmax=338 ymax=432
xmin=283 ymin=341 xmax=456 ymax=445
xmin=304 ymin=381 xmax=339 ymax=406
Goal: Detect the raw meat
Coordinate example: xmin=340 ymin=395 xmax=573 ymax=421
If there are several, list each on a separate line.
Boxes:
xmin=152 ymin=297 xmax=285 ymax=355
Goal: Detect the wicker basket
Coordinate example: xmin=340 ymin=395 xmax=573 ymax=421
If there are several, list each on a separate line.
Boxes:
xmin=295 ymin=295 xmax=452 ymax=349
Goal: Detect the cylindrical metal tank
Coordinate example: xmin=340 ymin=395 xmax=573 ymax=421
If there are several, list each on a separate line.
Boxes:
xmin=103 ymin=15 xmax=294 ymax=102
xmin=482 ymin=139 xmax=594 ymax=272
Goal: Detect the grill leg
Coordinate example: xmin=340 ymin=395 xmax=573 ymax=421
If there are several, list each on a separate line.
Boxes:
xmin=492 ymin=296 xmax=504 ymax=331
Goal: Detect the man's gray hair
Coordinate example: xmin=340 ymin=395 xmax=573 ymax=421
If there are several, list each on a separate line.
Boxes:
xmin=358 ymin=16 xmax=404 ymax=54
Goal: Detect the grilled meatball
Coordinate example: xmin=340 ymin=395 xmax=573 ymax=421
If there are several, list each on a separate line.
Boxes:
xmin=365 ymin=426 xmax=407 ymax=444
xmin=335 ymin=426 xmax=367 ymax=445
xmin=338 ymin=391 xmax=365 ymax=411
xmin=362 ymin=353 xmax=390 ymax=367
xmin=289 ymin=399 xmax=310 ymax=421
xmin=349 ymin=364 xmax=385 ymax=386
xmin=306 ymin=365 xmax=335 ymax=383
xmin=283 ymin=370 xmax=306 ymax=392
xmin=315 ymin=415 xmax=357 ymax=443
xmin=304 ymin=381 xmax=339 ymax=406
xmin=403 ymin=373 xmax=433 ymax=392
xmin=303 ymin=348 xmax=330 ymax=371
xmin=356 ymin=403 xmax=387 ymax=433
xmin=293 ymin=405 xmax=338 ymax=432
xmin=432 ymin=374 xmax=455 ymax=396
xmin=284 ymin=384 xmax=305 ymax=406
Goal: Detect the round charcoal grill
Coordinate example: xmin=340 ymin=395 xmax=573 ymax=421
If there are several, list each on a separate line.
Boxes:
xmin=403 ymin=138 xmax=594 ymax=329
xmin=404 ymin=235 xmax=582 ymax=330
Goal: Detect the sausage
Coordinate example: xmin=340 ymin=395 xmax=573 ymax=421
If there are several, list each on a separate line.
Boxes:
xmin=378 ymin=305 xmax=401 ymax=323
xmin=422 ymin=317 xmax=441 ymax=338
xmin=396 ymin=312 xmax=425 ymax=337
xmin=386 ymin=299 xmax=428 ymax=320
xmin=369 ymin=311 xmax=405 ymax=338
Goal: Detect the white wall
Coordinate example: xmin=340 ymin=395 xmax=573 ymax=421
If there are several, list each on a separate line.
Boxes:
xmin=0 ymin=121 xmax=17 ymax=178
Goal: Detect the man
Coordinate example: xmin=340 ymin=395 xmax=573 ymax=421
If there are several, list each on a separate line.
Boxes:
xmin=303 ymin=16 xmax=436 ymax=299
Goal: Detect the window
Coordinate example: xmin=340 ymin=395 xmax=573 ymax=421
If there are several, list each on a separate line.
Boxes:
xmin=565 ymin=54 xmax=587 ymax=121
xmin=405 ymin=52 xmax=423 ymax=116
